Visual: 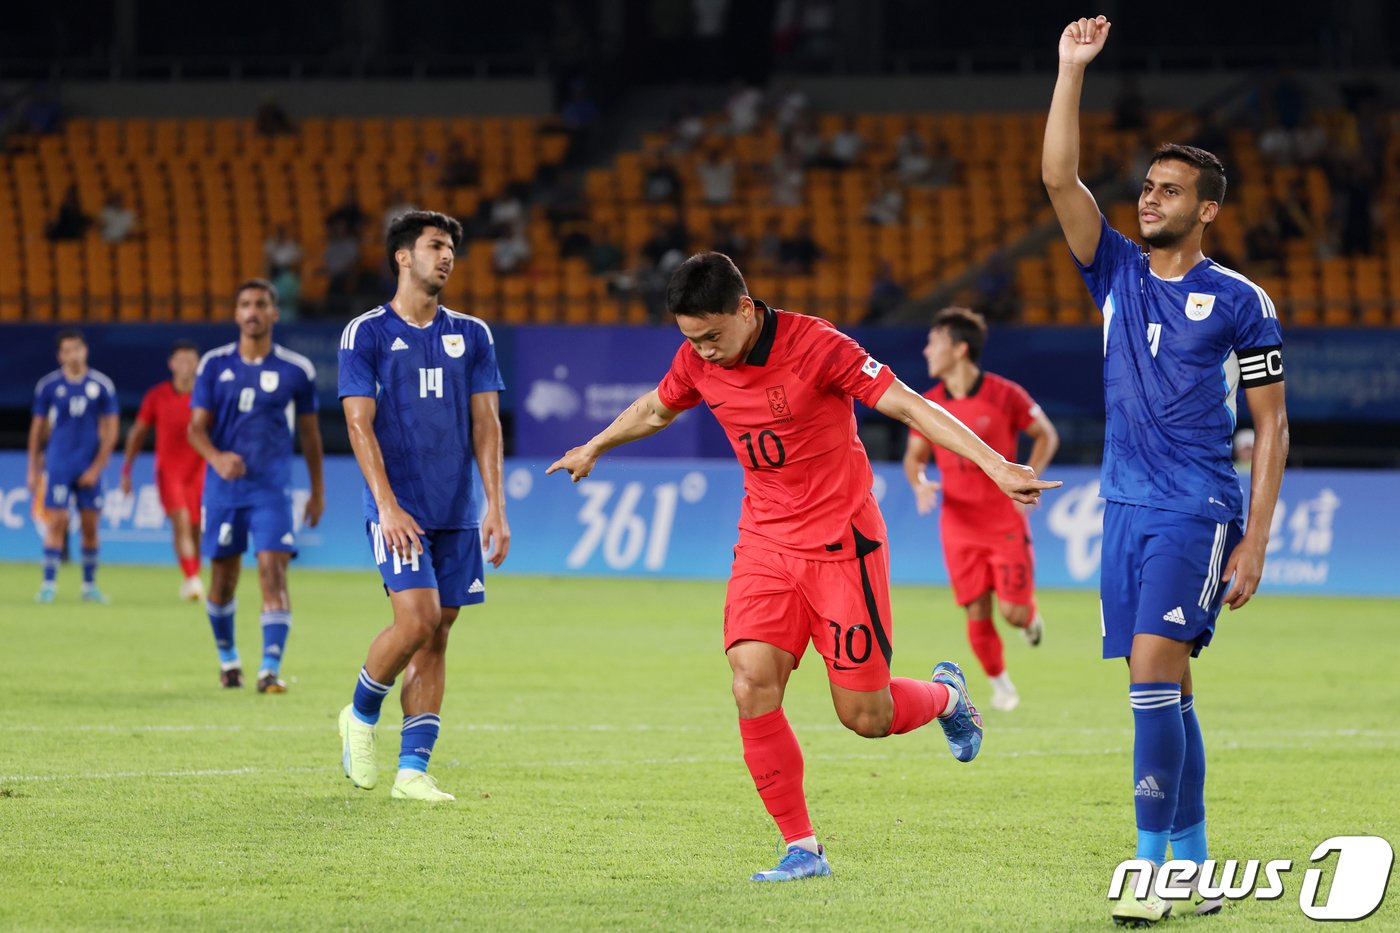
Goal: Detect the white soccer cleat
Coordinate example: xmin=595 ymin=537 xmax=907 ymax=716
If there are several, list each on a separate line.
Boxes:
xmin=180 ymin=576 xmax=205 ymax=602
xmin=1023 ymin=613 xmax=1044 ymax=647
xmin=339 ymin=704 xmax=378 ymax=790
xmin=990 ymin=684 xmax=1020 ymax=712
xmin=391 ymin=771 xmax=455 ymax=802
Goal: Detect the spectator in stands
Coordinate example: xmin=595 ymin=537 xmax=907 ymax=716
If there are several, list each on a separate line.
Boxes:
xmin=588 ymin=225 xmax=624 ymax=275
xmin=254 ymin=95 xmax=296 ymax=137
xmin=642 ymin=219 xmax=687 ymax=278
xmin=787 ymin=113 xmax=825 ymax=167
xmin=710 ymin=218 xmax=748 ymax=264
xmin=769 ymin=147 xmax=804 ymax=207
xmin=1335 ymin=156 xmax=1377 ymax=257
xmin=670 ymin=98 xmax=708 ymax=152
xmin=45 ymin=185 xmax=89 ymax=241
xmin=1243 ymin=215 xmax=1284 ymax=275
xmin=779 ymin=220 xmax=821 ymax=275
xmin=439 ymin=137 xmax=479 ymax=189
xmin=263 ymin=224 xmax=303 ymax=276
xmin=492 ymin=221 xmax=532 ymax=275
xmin=725 ymin=81 xmax=764 ymax=135
xmin=559 ymin=221 xmax=591 ymax=260
xmin=894 ymin=130 xmax=934 ymax=187
xmin=975 ymin=251 xmax=1017 ymax=322
xmin=539 ymin=166 xmax=588 ymax=226
xmin=381 ymin=190 xmax=418 ymax=237
xmin=865 ymin=259 xmax=907 ymax=323
xmin=98 ymin=192 xmax=137 ymax=244
xmin=827 ymin=115 xmax=865 ymax=169
xmin=326 ymin=186 xmax=367 ymax=237
xmin=755 ymin=218 xmax=783 ymax=274
xmin=924 ymin=137 xmax=960 ymax=187
xmin=1112 ymin=76 xmax=1147 ymax=131
xmin=697 ymin=147 xmax=736 ymax=205
xmin=772 ymin=81 xmax=808 ymax=134
xmin=321 ymin=218 xmax=362 ymax=302
xmin=271 ymin=265 xmax=302 ymax=322
xmin=489 ymin=184 xmax=528 ymax=233
xmin=643 ymin=152 xmax=682 ymax=204
xmin=864 ymin=172 xmax=904 ymax=226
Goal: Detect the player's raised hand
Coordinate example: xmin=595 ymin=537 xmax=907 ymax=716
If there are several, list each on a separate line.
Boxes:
xmin=378 ymin=501 xmax=424 ymax=561
xmin=914 ymin=478 xmax=941 ymax=515
xmin=1059 ymin=15 xmax=1111 ymax=66
xmin=480 ymin=507 xmax=511 ymax=568
xmin=987 ymin=460 xmax=1062 ymax=505
xmin=1219 ymin=538 xmax=1266 ymax=611
xmin=211 ymin=450 xmax=246 ymax=481
xmin=546 ymin=445 xmax=599 ymax=483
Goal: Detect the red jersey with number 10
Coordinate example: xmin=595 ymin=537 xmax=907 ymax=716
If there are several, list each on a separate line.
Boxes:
xmin=657 ymin=303 xmax=897 ymax=560
xmin=914 ymin=371 xmax=1038 ymax=534
xmin=135 ymin=380 xmax=203 ymax=477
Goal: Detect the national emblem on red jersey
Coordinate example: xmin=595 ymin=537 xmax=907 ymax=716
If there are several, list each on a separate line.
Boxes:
xmin=766 ymin=386 xmax=789 ymax=418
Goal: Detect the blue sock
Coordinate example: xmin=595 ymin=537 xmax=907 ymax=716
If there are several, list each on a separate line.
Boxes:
xmin=42 ymin=547 xmax=60 ymax=585
xmin=206 ymin=599 xmax=239 ymax=665
xmin=81 ymin=547 xmax=98 ymax=586
xmin=399 ymin=713 xmax=441 ymax=773
xmin=1130 ymin=682 xmax=1184 ymax=865
xmin=352 ymin=667 xmax=393 ymax=725
xmin=259 ymin=610 xmax=290 ymax=675
xmin=1171 ymin=694 xmax=1209 ymax=863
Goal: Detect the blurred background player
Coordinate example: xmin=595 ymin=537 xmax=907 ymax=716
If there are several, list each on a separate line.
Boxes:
xmin=121 ymin=339 xmax=206 ymax=601
xmin=903 ymin=307 xmax=1059 ymax=712
xmin=1044 ymin=15 xmax=1289 ymax=925
xmin=188 ymin=280 xmax=325 ymax=692
xmin=337 ymin=211 xmax=509 ymax=803
xmin=27 ymin=329 xmax=119 ymax=604
xmin=548 ymin=252 xmax=1058 ymax=881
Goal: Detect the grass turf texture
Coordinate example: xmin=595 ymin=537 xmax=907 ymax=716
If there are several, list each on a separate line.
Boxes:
xmin=0 ymin=563 xmax=1396 ymax=932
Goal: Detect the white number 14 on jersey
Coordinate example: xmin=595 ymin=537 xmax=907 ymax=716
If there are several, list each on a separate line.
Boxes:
xmin=419 ymin=367 xmax=443 ymax=398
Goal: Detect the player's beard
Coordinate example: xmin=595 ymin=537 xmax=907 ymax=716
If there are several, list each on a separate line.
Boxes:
xmin=415 ymin=268 xmax=447 ymax=297
xmin=1140 ymin=214 xmax=1196 ymax=249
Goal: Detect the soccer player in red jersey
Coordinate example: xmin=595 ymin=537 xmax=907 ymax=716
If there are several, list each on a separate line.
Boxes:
xmin=548 ymin=253 xmax=1059 ymax=882
xmin=903 ymin=308 xmax=1059 ymax=713
xmin=121 ymin=340 xmax=207 ymax=601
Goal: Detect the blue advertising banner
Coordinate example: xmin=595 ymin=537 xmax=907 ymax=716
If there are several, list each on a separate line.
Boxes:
xmin=1 ymin=452 xmax=1395 ymax=597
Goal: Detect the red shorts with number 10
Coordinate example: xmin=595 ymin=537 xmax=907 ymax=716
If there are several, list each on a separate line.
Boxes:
xmin=942 ymin=517 xmax=1035 ymax=608
xmin=724 ymin=537 xmax=894 ymax=693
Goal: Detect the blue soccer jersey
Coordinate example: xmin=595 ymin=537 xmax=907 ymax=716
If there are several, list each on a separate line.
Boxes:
xmin=33 ymin=368 xmax=119 ymax=476
xmin=338 ymin=305 xmax=505 ymax=530
xmin=192 ymin=343 xmax=318 ymax=508
xmin=1075 ymin=214 xmax=1284 ymax=522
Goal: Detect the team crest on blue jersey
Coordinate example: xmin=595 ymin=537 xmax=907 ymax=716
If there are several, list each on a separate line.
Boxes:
xmin=56 ymin=385 xmax=66 ymax=397
xmin=1185 ymin=292 xmax=1216 ymax=321
xmin=85 ymin=382 xmax=101 ymax=399
xmin=260 ymin=371 xmax=280 ymax=392
xmin=442 ymin=334 xmax=466 ymax=358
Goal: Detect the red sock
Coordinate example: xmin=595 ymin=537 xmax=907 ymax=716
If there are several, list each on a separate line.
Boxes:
xmin=179 ymin=556 xmax=199 ymax=578
xmin=967 ymin=617 xmax=1005 ymax=677
xmin=739 ymin=708 xmax=813 ymax=843
xmin=887 ymin=677 xmax=951 ymax=734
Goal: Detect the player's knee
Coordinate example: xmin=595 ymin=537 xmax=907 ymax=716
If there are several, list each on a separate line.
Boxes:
xmin=1001 ymin=602 xmax=1030 ymax=628
xmin=731 ymin=674 xmax=781 ymax=717
xmin=838 ymin=707 xmax=890 ymax=739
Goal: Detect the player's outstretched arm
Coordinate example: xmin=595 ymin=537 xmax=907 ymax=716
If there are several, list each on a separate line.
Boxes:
xmin=471 ymin=391 xmax=510 ymax=568
xmin=187 ymin=408 xmax=245 ymax=481
xmin=902 ymin=433 xmax=941 ymax=516
xmin=343 ymin=395 xmax=423 ymax=559
xmin=119 ymin=418 xmax=151 ymax=496
xmin=546 ymin=388 xmax=680 ymax=483
xmin=875 ymin=378 xmax=1061 ymax=505
xmin=80 ymin=413 xmax=119 ymax=487
xmin=1220 ymin=382 xmax=1289 ymax=611
xmin=296 ymin=412 xmax=325 ymax=528
xmin=26 ymin=415 xmax=48 ymax=492
xmin=1043 ymin=15 xmax=1111 ymax=265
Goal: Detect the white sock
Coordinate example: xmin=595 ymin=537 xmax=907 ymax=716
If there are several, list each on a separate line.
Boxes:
xmin=396 ymin=767 xmax=425 ymax=784
xmin=990 ymin=672 xmax=1017 ymax=694
xmin=937 ymin=686 xmax=959 ymax=718
xmin=787 ymin=835 xmax=820 ymax=854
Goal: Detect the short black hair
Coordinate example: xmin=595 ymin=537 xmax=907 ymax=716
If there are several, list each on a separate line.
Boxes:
xmin=931 ymin=306 xmax=988 ymax=365
xmin=56 ymin=328 xmax=85 ymax=348
xmin=666 ymin=252 xmax=748 ymax=317
xmin=169 ymin=338 xmax=200 ymax=356
xmin=386 ymin=210 xmax=463 ymax=273
xmin=235 ymin=278 xmax=279 ymax=305
xmin=1149 ymin=143 xmax=1227 ymax=205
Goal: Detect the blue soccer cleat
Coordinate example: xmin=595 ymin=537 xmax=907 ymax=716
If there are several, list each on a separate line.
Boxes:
xmin=81 ymin=585 xmax=110 ymax=604
xmin=932 ymin=661 xmax=983 ymax=762
xmin=35 ymin=584 xmax=56 ymax=604
xmin=751 ymin=845 xmax=832 ymax=882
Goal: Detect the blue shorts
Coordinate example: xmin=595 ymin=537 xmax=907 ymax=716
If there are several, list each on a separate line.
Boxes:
xmin=43 ymin=469 xmax=104 ymax=512
xmin=366 ymin=522 xmax=485 ymax=608
xmin=1101 ymin=501 xmax=1243 ymax=660
xmin=202 ymin=500 xmax=297 ymax=560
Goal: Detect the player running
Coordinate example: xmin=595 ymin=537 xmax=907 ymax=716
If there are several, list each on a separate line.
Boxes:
xmin=548 ymin=252 xmax=1059 ymax=881
xmin=904 ymin=307 xmax=1059 ymax=712
xmin=28 ymin=329 xmax=118 ymax=604
xmin=336 ymin=211 xmax=509 ymax=803
xmin=188 ymin=279 xmax=325 ymax=692
xmin=1044 ymin=16 xmax=1288 ymax=925
xmin=121 ymin=339 xmax=207 ymax=601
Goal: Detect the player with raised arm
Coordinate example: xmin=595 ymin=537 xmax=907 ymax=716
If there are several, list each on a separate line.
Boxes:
xmin=1044 ymin=16 xmax=1289 ymax=926
xmin=904 ymin=307 xmax=1059 ymax=712
xmin=548 ymin=253 xmax=1059 ymax=881
xmin=336 ymin=210 xmax=509 ymax=803
xmin=187 ymin=280 xmax=325 ymax=692
xmin=121 ymin=339 xmax=207 ymax=601
xmin=28 ymin=329 xmax=119 ymax=604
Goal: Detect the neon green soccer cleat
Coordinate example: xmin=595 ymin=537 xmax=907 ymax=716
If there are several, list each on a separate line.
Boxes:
xmin=390 ymin=771 xmax=455 ymax=802
xmin=338 ymin=704 xmax=378 ymax=790
xmin=1111 ymin=889 xmax=1173 ymax=927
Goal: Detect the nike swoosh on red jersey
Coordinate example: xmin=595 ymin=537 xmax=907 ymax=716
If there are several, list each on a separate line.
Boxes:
xmin=706 ymin=400 xmax=726 ymax=409
xmin=832 ymin=662 xmax=859 ymax=671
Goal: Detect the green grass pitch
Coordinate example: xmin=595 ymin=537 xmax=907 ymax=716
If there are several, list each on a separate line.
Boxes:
xmin=1 ymin=563 xmax=1396 ymax=931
